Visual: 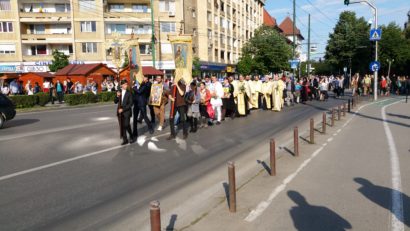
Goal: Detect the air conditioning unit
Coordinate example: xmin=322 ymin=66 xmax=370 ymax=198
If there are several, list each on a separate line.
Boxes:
xmin=103 ymin=0 xmax=107 ymax=6
xmin=208 ymin=42 xmax=213 ymax=48
xmin=168 ymin=11 xmax=175 ymax=17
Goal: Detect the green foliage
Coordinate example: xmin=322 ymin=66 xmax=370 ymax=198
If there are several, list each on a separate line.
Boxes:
xmin=9 ymin=95 xmax=38 ymax=108
xmin=122 ymin=50 xmax=129 ymax=68
xmin=64 ymin=93 xmax=98 ymax=106
xmin=192 ymin=56 xmax=201 ymax=77
xmin=48 ymin=49 xmax=69 ymax=72
xmin=36 ymin=92 xmax=50 ymax=106
xmin=237 ymin=25 xmax=292 ymax=75
xmin=98 ymin=91 xmax=116 ymax=102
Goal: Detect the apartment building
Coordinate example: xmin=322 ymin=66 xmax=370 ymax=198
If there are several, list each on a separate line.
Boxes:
xmin=0 ymin=0 xmax=264 ymax=76
xmin=183 ymin=0 xmax=265 ymax=76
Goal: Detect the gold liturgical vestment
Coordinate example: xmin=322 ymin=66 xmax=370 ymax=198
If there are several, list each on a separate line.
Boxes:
xmin=261 ymin=81 xmax=272 ymax=109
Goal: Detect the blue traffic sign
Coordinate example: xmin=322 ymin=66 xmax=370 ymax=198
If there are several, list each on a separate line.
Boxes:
xmin=369 ymin=61 xmax=380 ymax=72
xmin=289 ymin=59 xmax=300 ymax=69
xmin=370 ymin=29 xmax=382 ymax=41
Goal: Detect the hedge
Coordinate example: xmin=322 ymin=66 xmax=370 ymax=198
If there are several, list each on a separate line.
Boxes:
xmin=9 ymin=95 xmax=38 ymax=108
xmin=36 ymin=92 xmax=50 ymax=106
xmin=98 ymin=91 xmax=116 ymax=102
xmin=64 ymin=92 xmax=99 ymax=106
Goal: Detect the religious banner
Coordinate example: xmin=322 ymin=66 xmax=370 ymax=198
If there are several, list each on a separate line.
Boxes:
xmin=129 ymin=44 xmax=144 ymax=84
xmin=168 ymin=34 xmax=193 ymax=84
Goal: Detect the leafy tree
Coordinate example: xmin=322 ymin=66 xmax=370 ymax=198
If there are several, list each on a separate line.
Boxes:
xmin=121 ymin=50 xmax=129 ymax=68
xmin=48 ymin=49 xmax=69 ymax=72
xmin=325 ymin=11 xmax=372 ymax=75
xmin=192 ymin=56 xmax=201 ymax=77
xmin=237 ymin=25 xmax=292 ymax=75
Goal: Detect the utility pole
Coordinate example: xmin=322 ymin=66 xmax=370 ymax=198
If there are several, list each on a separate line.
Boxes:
xmin=150 ymin=0 xmax=156 ymax=68
xmin=292 ymin=0 xmax=296 ymax=78
xmin=307 ymin=14 xmax=311 ymax=78
xmin=387 ymin=59 xmax=394 ymax=78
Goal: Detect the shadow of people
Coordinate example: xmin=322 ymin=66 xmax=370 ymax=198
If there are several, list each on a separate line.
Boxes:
xmin=288 ymin=190 xmax=352 ymax=231
xmin=166 ymin=214 xmax=177 ymax=231
xmin=354 ymin=177 xmax=409 ymax=227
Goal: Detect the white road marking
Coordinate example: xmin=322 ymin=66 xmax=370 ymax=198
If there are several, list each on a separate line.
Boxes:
xmin=244 ymin=98 xmax=395 ymax=223
xmin=381 ymin=101 xmax=404 ymax=231
xmin=337 ymin=129 xmax=341 ymax=133
xmin=0 ymin=132 xmax=170 ymax=182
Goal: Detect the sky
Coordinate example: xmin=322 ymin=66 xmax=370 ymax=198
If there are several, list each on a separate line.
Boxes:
xmin=264 ymin=0 xmax=409 ymax=60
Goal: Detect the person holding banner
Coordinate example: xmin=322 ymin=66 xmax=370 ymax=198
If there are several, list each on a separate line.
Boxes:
xmin=167 ymin=79 xmax=188 ymax=140
xmin=132 ymin=76 xmax=154 ymax=138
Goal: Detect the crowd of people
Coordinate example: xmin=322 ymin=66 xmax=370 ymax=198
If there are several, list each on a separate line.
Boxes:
xmin=116 ymin=73 xmax=404 ymax=145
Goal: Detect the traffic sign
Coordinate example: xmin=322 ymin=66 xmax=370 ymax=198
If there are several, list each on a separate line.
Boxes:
xmin=369 ymin=61 xmax=380 ymax=72
xmin=289 ymin=59 xmax=300 ymax=69
xmin=370 ymin=29 xmax=382 ymax=41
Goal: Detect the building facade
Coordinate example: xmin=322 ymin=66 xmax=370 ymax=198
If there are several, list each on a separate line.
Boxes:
xmin=278 ymin=16 xmax=304 ymax=60
xmin=0 ymin=0 xmax=264 ymax=77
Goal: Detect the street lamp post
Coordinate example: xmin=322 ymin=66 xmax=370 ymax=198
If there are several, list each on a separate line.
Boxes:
xmin=345 ymin=0 xmax=378 ymax=101
xmin=387 ymin=59 xmax=394 ymax=79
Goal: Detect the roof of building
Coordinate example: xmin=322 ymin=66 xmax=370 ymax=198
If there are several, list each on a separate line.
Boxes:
xmin=263 ymin=9 xmax=277 ymax=27
xmin=55 ymin=63 xmax=115 ymax=76
xmin=0 ymin=73 xmax=21 ymax=80
xmin=142 ymin=66 xmax=164 ymax=76
xmin=21 ymin=72 xmax=54 ymax=78
xmin=279 ymin=16 xmax=304 ymax=39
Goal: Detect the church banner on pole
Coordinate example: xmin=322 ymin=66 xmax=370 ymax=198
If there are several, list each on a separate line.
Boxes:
xmin=168 ymin=34 xmax=193 ymax=84
xmin=128 ymin=39 xmax=144 ymax=84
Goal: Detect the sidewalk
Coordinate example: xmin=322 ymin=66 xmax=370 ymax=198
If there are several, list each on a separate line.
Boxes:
xmin=176 ymin=96 xmax=409 ymax=231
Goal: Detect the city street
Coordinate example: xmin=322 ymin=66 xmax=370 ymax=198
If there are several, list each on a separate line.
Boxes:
xmin=0 ymin=95 xmax=349 ymax=230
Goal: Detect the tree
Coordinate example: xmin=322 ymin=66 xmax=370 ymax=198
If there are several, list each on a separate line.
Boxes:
xmin=48 ymin=49 xmax=69 ymax=72
xmin=192 ymin=56 xmax=201 ymax=77
xmin=325 ymin=11 xmax=372 ymax=75
xmin=237 ymin=25 xmax=292 ymax=75
xmin=121 ymin=50 xmax=129 ymax=69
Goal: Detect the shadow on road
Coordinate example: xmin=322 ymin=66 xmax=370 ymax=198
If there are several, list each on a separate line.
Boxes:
xmin=386 ymin=113 xmax=410 ymax=120
xmin=354 ymin=177 xmax=410 ymax=227
xmin=3 ymin=119 xmax=40 ymax=128
xmin=222 ymin=182 xmax=230 ymax=208
xmin=257 ymin=160 xmax=271 ymax=175
xmin=287 ymin=190 xmax=352 ymax=231
xmin=354 ymin=112 xmax=410 ymax=128
xmin=166 ymin=214 xmax=177 ymax=231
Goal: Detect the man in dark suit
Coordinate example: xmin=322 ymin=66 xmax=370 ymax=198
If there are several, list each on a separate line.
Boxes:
xmin=115 ymin=80 xmax=135 ymax=145
xmin=133 ymin=76 xmax=154 ymax=138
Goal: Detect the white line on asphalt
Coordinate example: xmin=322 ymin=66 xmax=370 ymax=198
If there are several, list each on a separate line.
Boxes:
xmin=381 ymin=100 xmax=404 ymax=231
xmin=244 ymin=98 xmax=395 ymax=223
xmin=337 ymin=129 xmax=341 ymax=133
xmin=0 ymin=120 xmax=116 ymax=142
xmin=0 ymin=132 xmax=171 ymax=182
xmin=327 ymin=137 xmax=334 ymax=142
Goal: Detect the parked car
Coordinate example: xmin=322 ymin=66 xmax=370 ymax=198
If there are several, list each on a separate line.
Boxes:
xmin=0 ymin=93 xmax=16 ymax=128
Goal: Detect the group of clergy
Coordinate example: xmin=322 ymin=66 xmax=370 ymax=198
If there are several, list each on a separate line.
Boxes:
xmin=231 ymin=74 xmax=286 ymax=116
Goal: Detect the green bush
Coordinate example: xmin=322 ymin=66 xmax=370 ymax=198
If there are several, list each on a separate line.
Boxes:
xmin=64 ymin=93 xmax=98 ymax=106
xmin=9 ymin=95 xmax=38 ymax=108
xmin=36 ymin=92 xmax=50 ymax=106
xmin=98 ymin=91 xmax=116 ymax=102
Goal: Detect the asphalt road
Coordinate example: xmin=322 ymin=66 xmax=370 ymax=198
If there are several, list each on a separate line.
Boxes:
xmin=0 ymin=95 xmax=349 ymax=230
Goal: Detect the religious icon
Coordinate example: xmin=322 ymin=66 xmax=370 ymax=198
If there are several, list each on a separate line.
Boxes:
xmin=174 ymin=44 xmax=187 ymax=68
xmin=149 ymin=83 xmax=163 ymax=106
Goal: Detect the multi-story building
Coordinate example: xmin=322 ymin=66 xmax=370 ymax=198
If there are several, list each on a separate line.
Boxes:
xmin=0 ymin=0 xmax=264 ymax=77
xmin=278 ymin=16 xmax=304 ymax=60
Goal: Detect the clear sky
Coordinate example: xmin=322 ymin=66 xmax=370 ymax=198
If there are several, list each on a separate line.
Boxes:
xmin=264 ymin=0 xmax=409 ymax=60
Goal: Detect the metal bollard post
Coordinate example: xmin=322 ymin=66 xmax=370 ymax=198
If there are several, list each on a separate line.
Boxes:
xmin=150 ymin=201 xmax=161 ymax=231
xmin=331 ymin=109 xmax=335 ymax=127
xmin=338 ymin=105 xmax=341 ymax=120
xmin=270 ymin=139 xmax=276 ymax=176
xmin=228 ymin=161 xmax=236 ymax=213
xmin=294 ymin=127 xmax=299 ymax=157
xmin=343 ymin=103 xmax=346 ymax=116
xmin=322 ymin=112 xmax=326 ymax=134
xmin=310 ymin=118 xmax=314 ymax=144
xmin=351 ymin=98 xmax=354 ymax=109
xmin=348 ymin=99 xmax=351 ymax=112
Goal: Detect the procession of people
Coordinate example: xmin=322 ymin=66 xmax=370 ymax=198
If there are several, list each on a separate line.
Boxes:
xmin=115 ymin=73 xmax=374 ymax=145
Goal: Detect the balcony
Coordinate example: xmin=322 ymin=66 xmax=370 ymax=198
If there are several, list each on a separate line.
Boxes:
xmin=19 ymin=12 xmax=71 ymax=22
xmin=104 ymin=12 xmax=150 ymax=22
xmin=105 ymin=33 xmax=151 ymax=41
xmin=21 ymin=34 xmax=72 ymax=44
xmin=23 ymin=55 xmax=53 ymax=62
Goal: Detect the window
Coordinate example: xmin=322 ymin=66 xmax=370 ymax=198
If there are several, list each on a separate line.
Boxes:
xmin=55 ymin=3 xmax=70 ymax=12
xmin=139 ymin=44 xmax=151 ymax=55
xmin=0 ymin=44 xmax=15 ymax=54
xmin=220 ymin=2 xmax=224 ymax=12
xmin=79 ymin=0 xmax=95 ymax=12
xmin=132 ymin=4 xmax=149 ymax=13
xmin=30 ymin=45 xmax=47 ymax=55
xmin=82 ymin=42 xmax=97 ymax=53
xmin=192 ymin=9 xmax=196 ymax=18
xmin=109 ymin=4 xmax=124 ymax=12
xmin=0 ymin=22 xmax=12 ymax=32
xmin=208 ymin=29 xmax=212 ymax=39
xmin=192 ymin=28 xmax=197 ymax=36
xmin=134 ymin=24 xmax=151 ymax=34
xmin=0 ymin=0 xmax=11 ymax=11
xmin=220 ymin=34 xmax=225 ymax=45
xmin=207 ymin=12 xmax=212 ymax=22
xmin=160 ymin=22 xmax=175 ymax=33
xmin=159 ymin=0 xmax=175 ymax=13
xmin=214 ymin=49 xmax=218 ymax=58
xmin=161 ymin=43 xmax=172 ymax=54
xmin=108 ymin=24 xmax=126 ymax=34
xmin=220 ymin=50 xmax=224 ymax=60
xmin=80 ymin=21 xmax=96 ymax=32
